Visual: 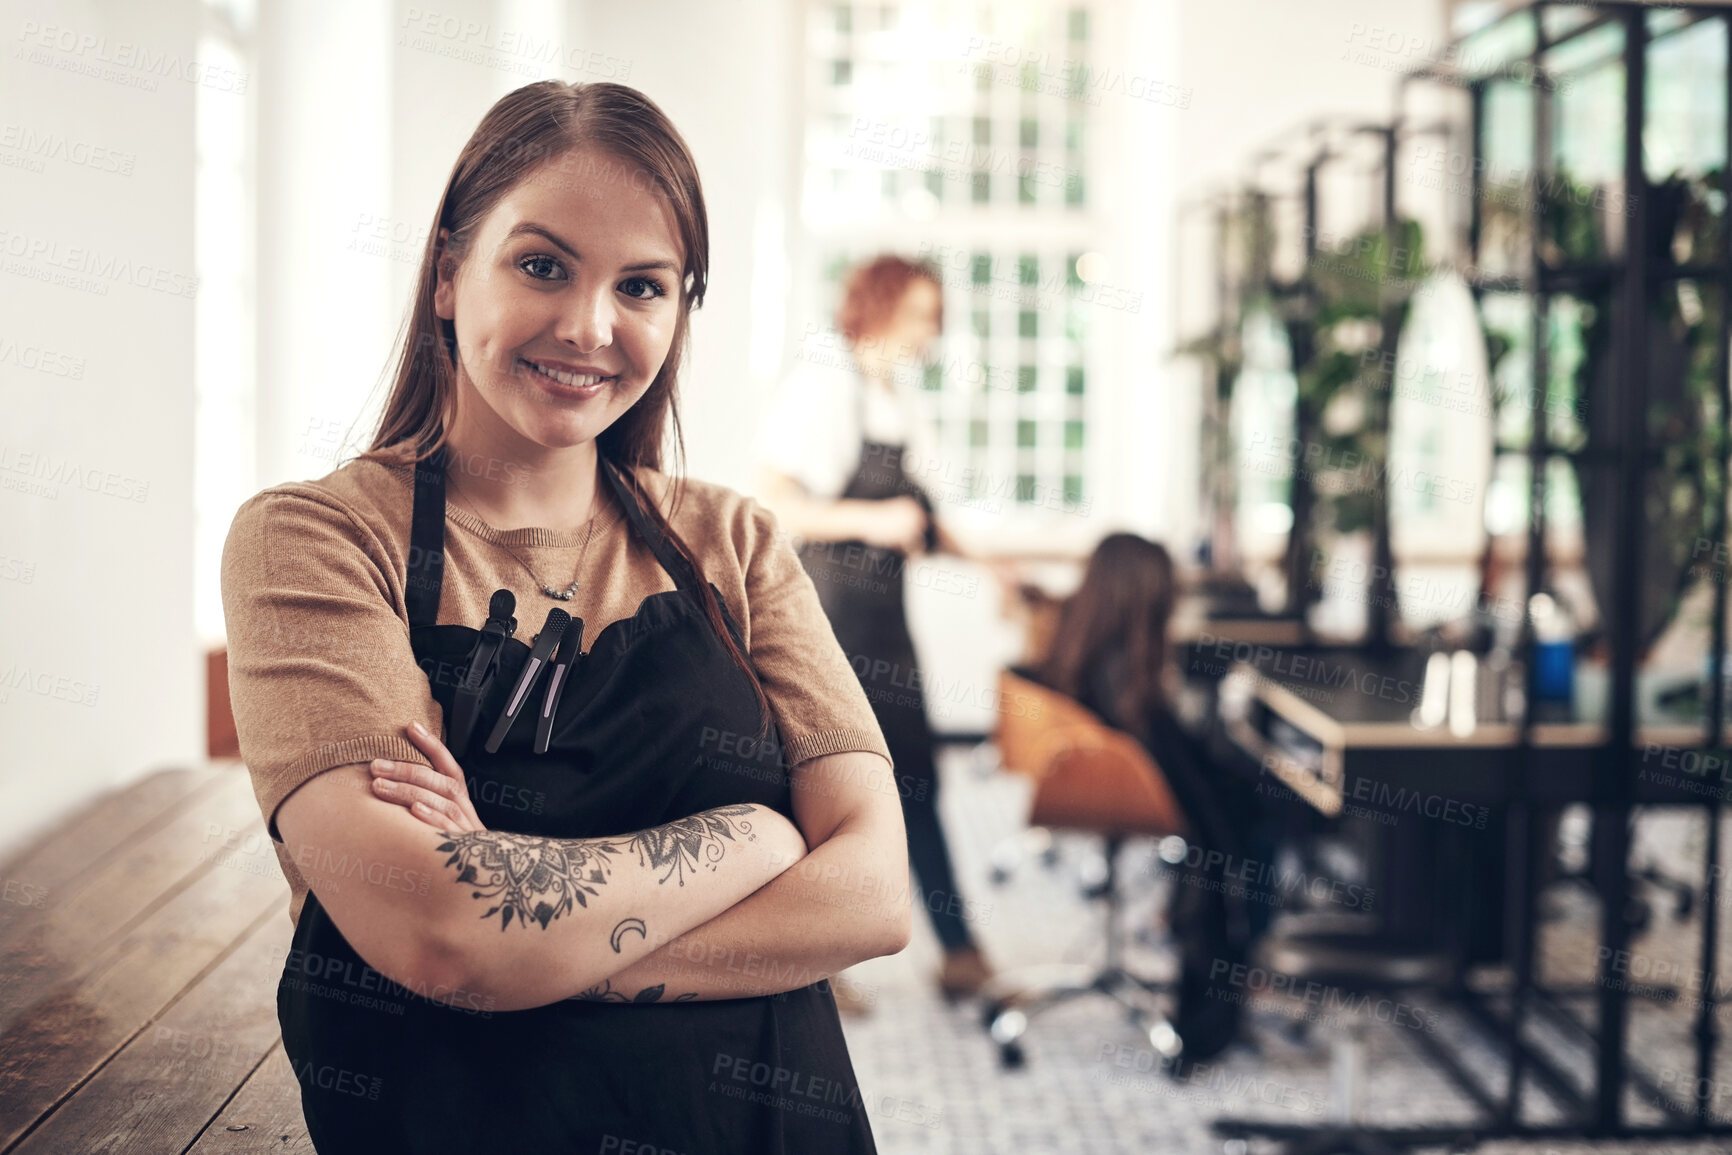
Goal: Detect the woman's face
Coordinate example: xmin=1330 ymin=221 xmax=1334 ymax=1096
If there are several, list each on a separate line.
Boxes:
xmin=434 ymin=147 xmax=685 ymax=454
xmin=872 ymin=275 xmax=942 ymax=365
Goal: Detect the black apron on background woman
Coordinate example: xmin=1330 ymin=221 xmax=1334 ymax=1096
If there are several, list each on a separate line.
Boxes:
xmin=795 ymin=380 xmax=976 ymax=955
xmin=277 ymin=448 xmax=877 ymax=1154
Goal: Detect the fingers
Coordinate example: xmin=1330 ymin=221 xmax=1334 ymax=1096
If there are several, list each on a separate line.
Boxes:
xmin=403 ymin=721 xmax=464 ymax=783
xmin=371 ymin=746 xmax=486 ymax=833
xmin=369 ymin=758 xmax=459 ymax=802
xmin=368 ymin=772 xmax=474 ymax=832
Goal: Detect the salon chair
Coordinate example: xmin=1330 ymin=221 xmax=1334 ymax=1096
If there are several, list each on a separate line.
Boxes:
xmin=979 ymin=669 xmax=1190 ymax=1069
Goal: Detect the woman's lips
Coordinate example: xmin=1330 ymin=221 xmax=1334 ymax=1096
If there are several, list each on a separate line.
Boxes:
xmin=518 ymin=358 xmax=615 ymax=397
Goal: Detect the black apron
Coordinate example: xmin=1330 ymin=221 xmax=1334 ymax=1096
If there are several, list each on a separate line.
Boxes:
xmin=277 ymin=448 xmax=877 ymax=1154
xmin=796 ymin=377 xmax=941 ymax=802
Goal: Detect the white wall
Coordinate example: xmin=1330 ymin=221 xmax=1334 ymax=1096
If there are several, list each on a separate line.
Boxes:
xmin=0 ymin=0 xmax=202 ymax=853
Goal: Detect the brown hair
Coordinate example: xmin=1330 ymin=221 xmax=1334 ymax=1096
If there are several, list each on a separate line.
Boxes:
xmin=835 ymin=254 xmax=942 ymax=346
xmin=356 ymin=80 xmax=768 ymax=738
xmin=1039 ymin=534 xmax=1177 ymax=731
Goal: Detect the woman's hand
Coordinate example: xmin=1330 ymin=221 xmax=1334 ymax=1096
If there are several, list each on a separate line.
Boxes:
xmin=857 ymin=496 xmax=928 ymax=553
xmin=369 ymin=721 xmax=488 ymax=833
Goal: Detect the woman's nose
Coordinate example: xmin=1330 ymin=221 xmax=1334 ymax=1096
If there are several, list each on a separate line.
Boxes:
xmin=557 ymin=284 xmax=615 ymax=354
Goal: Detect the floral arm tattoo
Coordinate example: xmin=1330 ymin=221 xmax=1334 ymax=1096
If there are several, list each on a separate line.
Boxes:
xmin=436 ymin=803 xmax=764 ymax=932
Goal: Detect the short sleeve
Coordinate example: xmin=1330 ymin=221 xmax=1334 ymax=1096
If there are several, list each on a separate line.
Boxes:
xmin=219 ymin=488 xmax=443 ymax=840
xmin=754 ymin=362 xmax=857 ymax=500
xmin=730 ymin=495 xmax=893 ymax=772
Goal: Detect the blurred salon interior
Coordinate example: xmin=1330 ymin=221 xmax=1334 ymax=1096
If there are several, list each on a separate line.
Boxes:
xmin=10 ymin=0 xmax=1732 ymax=1152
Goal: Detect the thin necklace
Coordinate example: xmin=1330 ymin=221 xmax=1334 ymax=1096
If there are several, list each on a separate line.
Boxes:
xmin=447 ymin=470 xmax=599 ymax=602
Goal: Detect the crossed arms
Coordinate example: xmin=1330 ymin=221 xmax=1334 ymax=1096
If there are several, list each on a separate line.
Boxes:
xmin=275 ymin=724 xmax=911 ymax=1013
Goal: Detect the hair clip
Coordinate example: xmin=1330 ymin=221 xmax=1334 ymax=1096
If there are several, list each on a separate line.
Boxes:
xmin=485 ymin=606 xmax=570 ymax=754
xmin=534 ymin=616 xmax=585 ymax=754
xmin=449 ymin=589 xmax=517 ymax=756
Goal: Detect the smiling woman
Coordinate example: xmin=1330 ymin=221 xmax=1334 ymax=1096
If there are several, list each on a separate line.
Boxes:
xmin=219 ymin=81 xmax=909 ymax=1154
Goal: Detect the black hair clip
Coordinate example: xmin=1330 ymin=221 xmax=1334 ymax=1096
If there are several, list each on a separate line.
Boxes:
xmin=485 ymin=607 xmax=570 ymax=754
xmin=534 ymin=616 xmax=584 ymax=754
xmin=449 ymin=589 xmax=517 ymax=756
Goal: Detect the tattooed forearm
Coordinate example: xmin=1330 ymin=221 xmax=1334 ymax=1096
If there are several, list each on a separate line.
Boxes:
xmin=437 ymin=831 xmax=620 ymax=931
xmin=623 ymin=803 xmax=761 ymax=886
xmin=573 ymin=978 xmax=698 ymax=1004
xmin=435 ymin=804 xmax=774 ymax=932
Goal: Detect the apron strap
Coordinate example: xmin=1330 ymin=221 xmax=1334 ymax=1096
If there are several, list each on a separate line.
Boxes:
xmin=407 ymin=446 xmax=448 ymax=629
xmin=599 ymin=455 xmax=701 ymax=597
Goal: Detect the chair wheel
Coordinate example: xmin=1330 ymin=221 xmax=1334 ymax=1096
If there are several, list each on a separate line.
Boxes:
xmin=998 ymin=1040 xmax=1025 ymax=1069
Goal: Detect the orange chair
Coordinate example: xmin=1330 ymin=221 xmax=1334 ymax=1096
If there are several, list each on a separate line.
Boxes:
xmin=980 ymin=669 xmax=1191 ymax=1067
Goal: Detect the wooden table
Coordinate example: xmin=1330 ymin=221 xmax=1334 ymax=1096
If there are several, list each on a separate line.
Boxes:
xmin=0 ymin=766 xmax=312 ymax=1153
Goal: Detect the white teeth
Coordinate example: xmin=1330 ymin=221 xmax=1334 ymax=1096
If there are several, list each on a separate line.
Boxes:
xmin=526 ymin=360 xmax=609 ymax=388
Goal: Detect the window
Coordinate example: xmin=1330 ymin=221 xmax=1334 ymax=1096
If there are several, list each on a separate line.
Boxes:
xmin=798 ymin=1 xmax=1104 ymax=520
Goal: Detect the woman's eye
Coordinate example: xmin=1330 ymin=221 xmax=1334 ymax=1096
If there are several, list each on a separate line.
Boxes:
xmin=620 ymin=277 xmax=668 ymax=301
xmin=519 ymin=254 xmax=564 ymax=281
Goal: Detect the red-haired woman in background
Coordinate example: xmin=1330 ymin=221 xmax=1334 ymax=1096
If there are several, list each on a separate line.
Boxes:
xmin=756 ymin=255 xmax=995 ymax=1004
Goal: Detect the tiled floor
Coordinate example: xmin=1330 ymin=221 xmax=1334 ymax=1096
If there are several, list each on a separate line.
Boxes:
xmin=839 ymin=748 xmax=1732 ymax=1154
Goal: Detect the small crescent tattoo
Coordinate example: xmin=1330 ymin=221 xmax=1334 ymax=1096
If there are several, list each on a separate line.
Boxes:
xmin=610 ymin=917 xmax=648 ymax=953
